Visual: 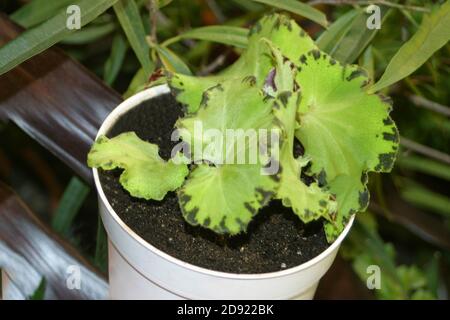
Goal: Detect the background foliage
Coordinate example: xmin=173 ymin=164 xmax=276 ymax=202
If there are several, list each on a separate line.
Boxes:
xmin=0 ymin=0 xmax=449 ymax=299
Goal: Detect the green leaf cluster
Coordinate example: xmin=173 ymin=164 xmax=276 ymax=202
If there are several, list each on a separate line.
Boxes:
xmin=88 ymin=14 xmax=399 ymax=241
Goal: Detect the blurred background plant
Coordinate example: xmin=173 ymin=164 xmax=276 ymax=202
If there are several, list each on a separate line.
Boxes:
xmin=0 ymin=0 xmax=448 ymax=299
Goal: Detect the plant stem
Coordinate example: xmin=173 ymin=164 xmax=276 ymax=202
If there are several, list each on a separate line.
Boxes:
xmin=149 ymin=0 xmax=158 ymax=44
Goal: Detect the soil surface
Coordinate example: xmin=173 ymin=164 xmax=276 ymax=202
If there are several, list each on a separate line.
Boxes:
xmin=99 ymin=93 xmax=329 ymax=274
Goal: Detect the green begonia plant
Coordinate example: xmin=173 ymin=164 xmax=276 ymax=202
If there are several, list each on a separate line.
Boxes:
xmin=88 ymin=14 xmax=399 ymax=242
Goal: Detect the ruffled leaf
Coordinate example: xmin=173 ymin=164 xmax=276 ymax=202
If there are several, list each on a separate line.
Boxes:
xmin=178 ymin=164 xmax=278 ymax=234
xmin=266 ymin=42 xmax=337 ymax=224
xmin=169 ymin=13 xmax=316 ymax=113
xmin=175 ymin=75 xmax=280 ymax=234
xmin=88 ymin=132 xmax=189 ymax=201
xmin=294 ymin=49 xmax=399 ymax=240
xmin=176 ymin=78 xmax=276 ymax=165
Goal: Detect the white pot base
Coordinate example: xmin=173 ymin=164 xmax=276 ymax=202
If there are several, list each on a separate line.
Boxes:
xmin=108 ymin=240 xmax=319 ymax=300
xmin=109 ymin=241 xmax=183 ymax=300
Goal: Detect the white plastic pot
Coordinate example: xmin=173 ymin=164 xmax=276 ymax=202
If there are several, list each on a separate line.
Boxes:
xmin=93 ymin=84 xmax=355 ymax=300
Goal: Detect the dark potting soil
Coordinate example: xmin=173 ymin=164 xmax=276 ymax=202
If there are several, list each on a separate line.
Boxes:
xmin=99 ymin=93 xmax=329 ymax=274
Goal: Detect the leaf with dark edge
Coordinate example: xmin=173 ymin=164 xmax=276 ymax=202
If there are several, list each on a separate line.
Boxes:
xmin=87 ymin=132 xmax=189 ymax=201
xmin=169 ymin=13 xmax=316 ymax=113
xmin=265 ymin=41 xmax=337 ymax=224
xmin=176 ymin=76 xmax=279 ymax=234
xmin=178 ymin=164 xmax=278 ymax=235
xmin=294 ymin=49 xmax=399 ymax=241
xmin=176 ymin=78 xmax=276 ymax=165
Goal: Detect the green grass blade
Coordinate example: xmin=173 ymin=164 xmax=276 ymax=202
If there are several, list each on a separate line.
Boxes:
xmin=52 ymin=177 xmax=90 ymax=236
xmin=231 ymin=0 xmax=265 ymax=12
xmin=104 ymin=33 xmax=128 ymax=85
xmin=156 ymin=45 xmax=192 ymax=75
xmin=124 ymin=67 xmax=147 ymax=98
xmin=397 ymin=155 xmax=450 ymax=181
xmin=332 ymin=7 xmax=390 ymax=64
xmin=62 ymin=22 xmax=116 ymax=45
xmin=94 ymin=215 xmax=108 ymax=273
xmin=113 ymin=0 xmax=154 ymax=77
xmin=370 ymin=1 xmax=450 ymax=92
xmin=250 ymin=0 xmax=328 ymax=27
xmin=360 ymin=45 xmax=375 ymax=80
xmin=11 ymin=0 xmax=74 ymax=28
xmin=0 ymin=0 xmax=118 ymax=76
xmin=172 ymin=26 xmax=249 ymax=48
xmin=317 ymin=9 xmax=359 ymax=54
xmin=401 ymin=180 xmax=450 ymax=218
xmin=28 ymin=277 xmax=46 ymax=300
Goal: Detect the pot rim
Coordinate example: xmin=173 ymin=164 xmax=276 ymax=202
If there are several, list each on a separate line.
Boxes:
xmin=92 ymin=84 xmax=355 ymax=280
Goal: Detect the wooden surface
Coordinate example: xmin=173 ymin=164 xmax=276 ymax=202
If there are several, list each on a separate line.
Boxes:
xmin=0 ymin=13 xmax=122 ymax=183
xmin=0 ymin=182 xmax=108 ymax=299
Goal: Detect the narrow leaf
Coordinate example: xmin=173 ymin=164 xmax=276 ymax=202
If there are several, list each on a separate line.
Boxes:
xmin=175 ymin=26 xmax=249 ymax=48
xmin=52 ymin=176 xmax=90 ymax=236
xmin=370 ymin=2 xmax=450 ymax=92
xmin=401 ymin=180 xmax=450 ymax=218
xmin=104 ymin=33 xmax=128 ymax=85
xmin=62 ymin=22 xmax=116 ymax=45
xmin=28 ymin=277 xmax=46 ymax=300
xmin=317 ymin=9 xmax=359 ymax=54
xmin=250 ymin=0 xmax=328 ymax=27
xmin=11 ymin=0 xmax=74 ymax=28
xmin=94 ymin=215 xmax=108 ymax=273
xmin=124 ymin=67 xmax=147 ymax=98
xmin=0 ymin=0 xmax=118 ymax=76
xmin=332 ymin=7 xmax=390 ymax=64
xmin=397 ymin=155 xmax=450 ymax=181
xmin=156 ymin=46 xmax=192 ymax=75
xmin=113 ymin=0 xmax=154 ymax=77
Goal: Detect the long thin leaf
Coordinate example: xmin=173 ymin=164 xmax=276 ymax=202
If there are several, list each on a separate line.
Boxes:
xmin=113 ymin=0 xmax=154 ymax=77
xmin=370 ymin=1 xmax=450 ymax=92
xmin=156 ymin=45 xmax=192 ymax=75
xmin=331 ymin=6 xmax=391 ymax=64
xmin=360 ymin=45 xmax=375 ymax=80
xmin=250 ymin=0 xmax=328 ymax=27
xmin=62 ymin=22 xmax=116 ymax=45
xmin=0 ymin=0 xmax=118 ymax=76
xmin=401 ymin=181 xmax=450 ymax=219
xmin=11 ymin=0 xmax=74 ymax=28
xmin=231 ymin=0 xmax=265 ymax=12
xmin=52 ymin=177 xmax=90 ymax=236
xmin=354 ymin=219 xmax=401 ymax=283
xmin=124 ymin=67 xmax=147 ymax=98
xmin=317 ymin=9 xmax=359 ymax=54
xmin=94 ymin=215 xmax=108 ymax=273
xmin=104 ymin=33 xmax=128 ymax=85
xmin=28 ymin=277 xmax=46 ymax=300
xmin=397 ymin=155 xmax=450 ymax=181
xmin=171 ymin=26 xmax=249 ymax=48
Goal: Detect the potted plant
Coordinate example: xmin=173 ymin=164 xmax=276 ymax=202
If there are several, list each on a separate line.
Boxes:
xmin=88 ymin=14 xmax=398 ymax=299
